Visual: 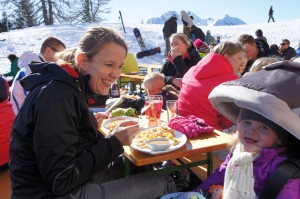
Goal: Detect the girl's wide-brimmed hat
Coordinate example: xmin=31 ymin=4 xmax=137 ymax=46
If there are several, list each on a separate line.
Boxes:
xmin=208 ymin=59 xmax=300 ymax=141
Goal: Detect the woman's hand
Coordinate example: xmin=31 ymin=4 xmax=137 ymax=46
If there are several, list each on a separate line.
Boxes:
xmin=169 ymin=46 xmax=181 ymax=59
xmin=94 ymin=112 xmax=108 ymax=129
xmin=112 ymin=121 xmax=140 ymax=146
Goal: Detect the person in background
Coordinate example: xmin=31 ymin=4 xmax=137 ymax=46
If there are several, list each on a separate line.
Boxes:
xmin=197 ymin=60 xmax=300 ymax=198
xmin=255 ymin=29 xmax=267 ymax=43
xmin=269 ymin=44 xmax=281 ymax=58
xmin=0 ymin=76 xmax=15 ymax=171
xmin=162 ymin=15 xmax=178 ymax=57
xmin=9 ymin=27 xmax=177 ymax=199
xmin=237 ymin=55 xmax=248 ymax=76
xmin=161 ymin=33 xmax=201 ymax=88
xmin=296 ymin=42 xmax=300 ymax=57
xmin=3 ymin=54 xmax=19 ymax=86
xmin=178 ymin=42 xmax=246 ymax=130
xmin=279 ymin=39 xmax=297 ymax=60
xmin=268 ymin=6 xmax=275 ymax=23
xmin=143 ymin=72 xmax=180 ymax=109
xmin=216 ymin=36 xmax=221 ymax=44
xmin=193 ymin=38 xmax=209 ymax=58
xmin=237 ymin=34 xmax=270 ymax=74
xmin=190 ymin=24 xmax=205 ymax=42
xmin=181 ymin=10 xmax=193 ymax=38
xmin=10 ymin=36 xmax=66 ymax=115
xmin=248 ymin=57 xmax=280 ymax=74
xmin=143 ymin=72 xmax=166 ymax=95
xmin=205 ymin=30 xmax=216 ymax=46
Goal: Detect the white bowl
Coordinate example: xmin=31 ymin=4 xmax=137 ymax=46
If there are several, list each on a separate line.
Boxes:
xmin=146 ymin=138 xmax=173 ymax=151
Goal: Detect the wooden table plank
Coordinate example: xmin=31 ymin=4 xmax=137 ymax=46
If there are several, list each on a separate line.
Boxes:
xmin=122 ymin=130 xmax=231 ymax=166
xmin=120 ymin=73 xmax=146 ymax=80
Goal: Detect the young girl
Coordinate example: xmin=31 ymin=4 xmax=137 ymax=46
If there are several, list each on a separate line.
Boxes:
xmin=199 ymin=59 xmax=300 ymax=198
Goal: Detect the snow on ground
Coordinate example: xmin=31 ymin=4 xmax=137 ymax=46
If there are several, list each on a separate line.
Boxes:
xmin=1 ymin=19 xmax=300 ymax=74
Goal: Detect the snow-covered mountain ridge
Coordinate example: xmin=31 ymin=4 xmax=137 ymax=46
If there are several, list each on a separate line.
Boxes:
xmin=146 ymin=10 xmax=246 ymax=26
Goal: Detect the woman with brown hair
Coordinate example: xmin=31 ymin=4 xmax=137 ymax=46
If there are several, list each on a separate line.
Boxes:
xmin=10 ymin=27 xmax=176 ymax=199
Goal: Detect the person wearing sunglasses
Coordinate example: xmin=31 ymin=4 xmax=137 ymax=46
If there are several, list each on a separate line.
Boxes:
xmin=10 ymin=36 xmax=66 ymax=115
xmin=237 ymin=34 xmax=270 ymax=75
xmin=279 ymin=39 xmax=297 ymax=60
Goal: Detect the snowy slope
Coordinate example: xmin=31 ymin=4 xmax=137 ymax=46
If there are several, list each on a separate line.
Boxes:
xmin=1 ymin=19 xmax=300 ymax=74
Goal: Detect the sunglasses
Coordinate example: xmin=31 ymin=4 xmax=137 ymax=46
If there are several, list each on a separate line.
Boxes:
xmin=47 ymin=45 xmax=58 ymax=52
xmin=280 ymin=43 xmax=287 ymax=46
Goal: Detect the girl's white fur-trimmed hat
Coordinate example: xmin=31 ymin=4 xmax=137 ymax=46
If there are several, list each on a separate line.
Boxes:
xmin=208 ymin=59 xmax=300 ymax=141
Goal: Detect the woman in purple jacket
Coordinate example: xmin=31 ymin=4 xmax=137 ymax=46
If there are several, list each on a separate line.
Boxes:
xmin=196 ymin=59 xmax=300 ymax=198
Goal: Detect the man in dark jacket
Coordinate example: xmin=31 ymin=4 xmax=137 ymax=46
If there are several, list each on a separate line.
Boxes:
xmin=279 ymin=39 xmax=297 ymax=60
xmin=163 ymin=15 xmax=177 ymax=57
xmin=237 ymin=34 xmax=270 ymax=75
xmin=268 ymin=6 xmax=275 ymax=23
xmin=190 ymin=25 xmax=205 ymax=42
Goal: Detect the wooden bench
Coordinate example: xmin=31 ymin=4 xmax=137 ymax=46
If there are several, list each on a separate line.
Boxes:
xmin=174 ymin=152 xmax=225 ymax=181
xmin=0 ymin=153 xmax=224 ymax=198
xmin=0 ymin=168 xmax=11 ymax=199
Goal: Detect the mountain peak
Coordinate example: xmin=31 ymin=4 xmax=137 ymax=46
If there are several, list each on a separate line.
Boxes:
xmin=146 ymin=11 xmax=246 ymax=26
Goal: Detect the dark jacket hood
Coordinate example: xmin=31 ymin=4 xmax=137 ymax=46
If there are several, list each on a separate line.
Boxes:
xmin=20 ymin=62 xmax=94 ymax=98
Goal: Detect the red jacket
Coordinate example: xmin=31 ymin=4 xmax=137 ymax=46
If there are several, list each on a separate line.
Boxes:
xmin=0 ymin=77 xmax=15 ymax=166
xmin=178 ymin=52 xmax=238 ymax=130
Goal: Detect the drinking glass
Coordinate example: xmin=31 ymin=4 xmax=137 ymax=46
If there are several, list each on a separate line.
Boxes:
xmin=166 ymin=100 xmax=178 ymax=122
xmin=144 ymin=95 xmax=163 ymax=126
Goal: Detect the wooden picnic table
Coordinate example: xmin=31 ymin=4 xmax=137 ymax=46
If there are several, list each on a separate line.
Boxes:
xmin=99 ymin=110 xmax=232 ymax=177
xmin=139 ymin=64 xmax=162 ymax=73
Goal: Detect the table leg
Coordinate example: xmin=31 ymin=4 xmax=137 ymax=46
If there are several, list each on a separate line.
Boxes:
xmin=207 ymin=152 xmax=213 ymax=177
xmin=124 ymin=158 xmax=130 ymax=177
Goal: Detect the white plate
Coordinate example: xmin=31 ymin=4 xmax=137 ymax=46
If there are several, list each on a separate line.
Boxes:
xmin=131 ymin=127 xmax=187 ymax=155
xmin=103 ymin=116 xmax=144 ymax=131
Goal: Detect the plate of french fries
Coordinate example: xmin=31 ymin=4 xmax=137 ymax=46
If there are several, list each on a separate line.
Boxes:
xmin=131 ymin=125 xmax=187 ymax=155
xmin=103 ymin=116 xmax=144 ymax=132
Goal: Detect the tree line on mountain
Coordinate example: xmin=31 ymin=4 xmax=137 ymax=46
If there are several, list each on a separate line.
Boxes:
xmin=0 ymin=0 xmax=111 ymax=32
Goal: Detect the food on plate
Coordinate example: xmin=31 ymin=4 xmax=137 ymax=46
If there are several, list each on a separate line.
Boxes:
xmin=121 ymin=95 xmax=145 ymax=113
xmin=123 ymin=94 xmax=140 ymax=100
xmin=109 ymin=107 xmax=136 ymax=118
xmin=106 ymin=119 xmax=137 ymax=131
xmin=133 ymin=126 xmax=180 ymax=149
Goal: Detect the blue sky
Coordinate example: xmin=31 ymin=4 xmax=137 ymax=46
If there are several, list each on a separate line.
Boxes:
xmin=107 ymin=0 xmax=300 ymax=24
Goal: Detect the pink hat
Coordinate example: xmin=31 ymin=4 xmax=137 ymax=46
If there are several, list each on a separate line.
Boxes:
xmin=193 ymin=39 xmax=207 ymax=49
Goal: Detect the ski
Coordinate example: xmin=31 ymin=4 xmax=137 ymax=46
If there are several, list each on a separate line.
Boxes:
xmin=133 ymin=28 xmax=147 ymax=51
xmin=133 ymin=28 xmax=161 ymax=59
xmin=137 ymin=47 xmax=161 ymax=59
